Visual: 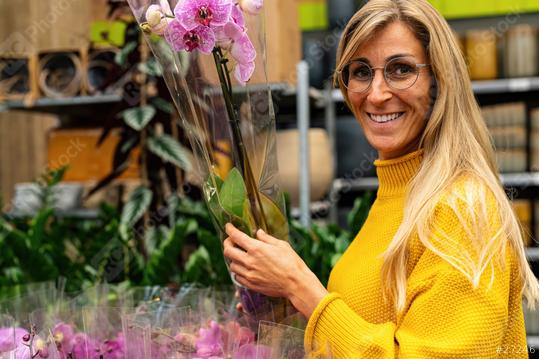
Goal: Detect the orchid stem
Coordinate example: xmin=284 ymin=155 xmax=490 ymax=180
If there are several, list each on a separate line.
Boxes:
xmin=212 ymin=48 xmax=268 ymax=233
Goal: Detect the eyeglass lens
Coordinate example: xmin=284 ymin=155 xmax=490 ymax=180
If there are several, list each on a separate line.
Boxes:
xmin=342 ymin=57 xmax=421 ymax=92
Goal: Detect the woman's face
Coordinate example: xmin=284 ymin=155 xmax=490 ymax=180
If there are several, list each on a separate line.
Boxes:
xmin=346 ymin=21 xmax=433 ymax=160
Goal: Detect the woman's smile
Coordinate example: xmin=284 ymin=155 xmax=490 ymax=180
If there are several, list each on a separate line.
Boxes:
xmin=367 ymin=111 xmax=406 ymax=124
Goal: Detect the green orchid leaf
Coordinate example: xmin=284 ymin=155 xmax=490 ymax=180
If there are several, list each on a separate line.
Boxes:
xmin=203 ymin=173 xmax=226 ymax=231
xmin=221 ymin=209 xmax=254 ymax=237
xmin=120 ymin=105 xmax=156 ymax=131
xmin=219 ymin=168 xmax=246 ymax=219
xmin=120 ymin=185 xmax=152 ymax=239
xmin=258 ymin=192 xmax=289 ymax=242
xmin=147 ymin=134 xmax=192 ymax=170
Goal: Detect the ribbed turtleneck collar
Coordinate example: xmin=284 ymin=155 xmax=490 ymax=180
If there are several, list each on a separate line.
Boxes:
xmin=374 ymin=149 xmax=424 ymax=198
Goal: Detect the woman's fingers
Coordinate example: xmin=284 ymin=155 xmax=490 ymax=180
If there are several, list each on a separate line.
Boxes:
xmin=225 ymin=223 xmax=256 ymax=251
xmin=229 ymin=261 xmax=250 ymax=280
xmin=236 ymin=302 xmax=243 ymax=312
xmin=256 ymin=229 xmax=278 ymax=244
xmin=223 ymin=237 xmax=250 ymax=265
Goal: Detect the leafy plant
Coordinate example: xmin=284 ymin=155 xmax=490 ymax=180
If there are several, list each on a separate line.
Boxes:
xmin=288 ymin=191 xmax=374 ymax=286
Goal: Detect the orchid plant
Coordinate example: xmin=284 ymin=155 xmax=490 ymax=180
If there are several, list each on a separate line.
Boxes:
xmin=128 ymin=0 xmax=292 ymax=323
xmin=138 ymin=0 xmax=282 ymax=238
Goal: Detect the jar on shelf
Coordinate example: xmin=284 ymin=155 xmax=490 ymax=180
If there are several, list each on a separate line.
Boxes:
xmin=465 ymin=29 xmax=498 ymax=80
xmin=504 ymin=24 xmax=538 ymax=78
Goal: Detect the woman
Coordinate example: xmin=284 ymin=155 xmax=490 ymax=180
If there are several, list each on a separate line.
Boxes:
xmin=223 ymin=0 xmax=539 ymax=357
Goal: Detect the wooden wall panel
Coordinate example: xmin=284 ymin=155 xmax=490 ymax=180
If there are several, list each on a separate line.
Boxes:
xmin=0 ymin=111 xmax=58 ymax=210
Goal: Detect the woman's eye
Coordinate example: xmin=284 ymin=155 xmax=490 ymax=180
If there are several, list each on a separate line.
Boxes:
xmin=389 ymin=63 xmax=414 ymax=76
xmin=351 ymin=66 xmax=371 ymax=80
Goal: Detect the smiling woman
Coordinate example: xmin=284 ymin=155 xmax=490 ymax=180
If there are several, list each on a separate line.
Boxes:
xmin=223 ymin=0 xmax=539 ymax=357
xmin=340 ymin=21 xmax=433 ymax=160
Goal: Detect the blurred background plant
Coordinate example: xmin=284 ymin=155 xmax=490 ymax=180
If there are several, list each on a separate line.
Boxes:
xmin=0 ymin=166 xmax=373 ymax=299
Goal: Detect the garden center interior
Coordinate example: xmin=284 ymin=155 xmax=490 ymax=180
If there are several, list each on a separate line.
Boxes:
xmin=1 ymin=0 xmax=539 ymax=356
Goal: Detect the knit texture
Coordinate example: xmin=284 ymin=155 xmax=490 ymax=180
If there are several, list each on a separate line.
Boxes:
xmin=304 ymin=150 xmax=527 ymax=358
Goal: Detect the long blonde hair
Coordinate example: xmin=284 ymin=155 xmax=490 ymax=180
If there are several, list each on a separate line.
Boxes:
xmin=335 ymin=0 xmax=539 ymax=312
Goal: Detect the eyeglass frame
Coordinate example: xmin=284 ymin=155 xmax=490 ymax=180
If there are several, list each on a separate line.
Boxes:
xmin=336 ymin=57 xmax=431 ymax=93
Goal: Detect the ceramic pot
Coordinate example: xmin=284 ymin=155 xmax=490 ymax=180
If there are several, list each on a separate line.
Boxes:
xmin=276 ymin=128 xmax=334 ymax=207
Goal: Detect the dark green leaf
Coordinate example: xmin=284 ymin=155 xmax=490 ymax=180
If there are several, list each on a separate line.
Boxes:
xmin=138 ymin=58 xmax=163 ymax=76
xmin=120 ymin=105 xmax=156 ymax=131
xmin=150 ymin=97 xmax=175 ymax=114
xmin=183 ymin=245 xmax=212 ymax=284
xmin=334 ymin=235 xmax=350 ymax=253
xmin=29 ymin=208 xmax=53 ymax=248
xmin=85 ymin=161 xmax=130 ymax=199
xmin=115 ymin=41 xmax=137 ymax=66
xmin=347 ymin=191 xmax=373 ymax=235
xmin=120 ymin=185 xmax=153 ymax=238
xmin=120 ymin=135 xmax=139 ymax=153
xmin=197 ymin=228 xmax=231 ymax=285
xmin=147 ymin=134 xmax=191 ymax=170
xmin=144 ymin=225 xmax=169 ymax=254
xmin=48 ymin=167 xmax=67 ymax=186
xmin=330 ymin=253 xmax=342 ymax=267
xmin=143 ymin=219 xmax=197 ymax=285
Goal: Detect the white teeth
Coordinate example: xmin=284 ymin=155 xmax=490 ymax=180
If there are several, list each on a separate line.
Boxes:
xmin=369 ymin=112 xmax=403 ymax=123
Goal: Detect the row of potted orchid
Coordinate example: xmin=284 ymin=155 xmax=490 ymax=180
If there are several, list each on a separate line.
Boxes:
xmin=0 ymin=284 xmax=328 ymax=358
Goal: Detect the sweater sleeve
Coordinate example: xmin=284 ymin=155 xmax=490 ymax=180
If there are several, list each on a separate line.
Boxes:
xmin=304 ymin=180 xmax=523 ymax=358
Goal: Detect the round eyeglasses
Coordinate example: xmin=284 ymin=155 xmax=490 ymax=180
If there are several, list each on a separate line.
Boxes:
xmin=337 ymin=57 xmax=430 ymax=93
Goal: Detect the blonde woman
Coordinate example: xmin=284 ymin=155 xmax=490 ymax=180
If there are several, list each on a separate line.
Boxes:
xmin=223 ymin=0 xmax=539 ymax=357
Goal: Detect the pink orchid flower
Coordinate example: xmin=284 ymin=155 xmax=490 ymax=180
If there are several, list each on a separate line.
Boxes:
xmin=165 ymin=19 xmax=216 ymax=53
xmin=175 ymin=0 xmax=233 ymax=30
xmin=194 ymin=321 xmax=223 ymax=358
xmin=214 ymin=4 xmax=245 ymax=49
xmin=52 ymin=322 xmax=75 ymax=355
xmin=220 ymin=21 xmax=256 ymax=84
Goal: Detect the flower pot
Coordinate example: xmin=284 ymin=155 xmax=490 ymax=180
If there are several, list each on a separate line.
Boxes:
xmin=276 ymin=128 xmax=334 ymax=207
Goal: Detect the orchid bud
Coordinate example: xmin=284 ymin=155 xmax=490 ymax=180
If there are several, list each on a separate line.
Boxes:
xmin=22 ymin=333 xmax=31 ymax=342
xmin=146 ymin=5 xmax=162 ymax=25
xmin=239 ymin=0 xmax=263 ymax=15
xmin=145 ymin=4 xmax=172 ymax=35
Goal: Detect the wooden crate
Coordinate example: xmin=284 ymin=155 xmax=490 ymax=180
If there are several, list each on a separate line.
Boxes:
xmin=47 ymin=128 xmax=141 ymax=182
xmin=0 ymin=54 xmax=39 ymax=101
xmin=37 ymin=48 xmax=88 ymax=98
xmin=0 ymin=111 xmax=58 ymax=210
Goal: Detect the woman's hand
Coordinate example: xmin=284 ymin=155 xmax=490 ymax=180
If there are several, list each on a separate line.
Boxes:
xmin=223 ymin=223 xmax=328 ymax=318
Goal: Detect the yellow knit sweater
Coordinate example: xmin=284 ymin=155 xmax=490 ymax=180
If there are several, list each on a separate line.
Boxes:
xmin=305 ymin=150 xmax=527 ymax=358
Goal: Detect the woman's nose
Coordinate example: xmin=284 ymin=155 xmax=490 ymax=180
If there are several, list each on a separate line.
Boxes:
xmin=366 ymin=70 xmax=392 ymax=105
